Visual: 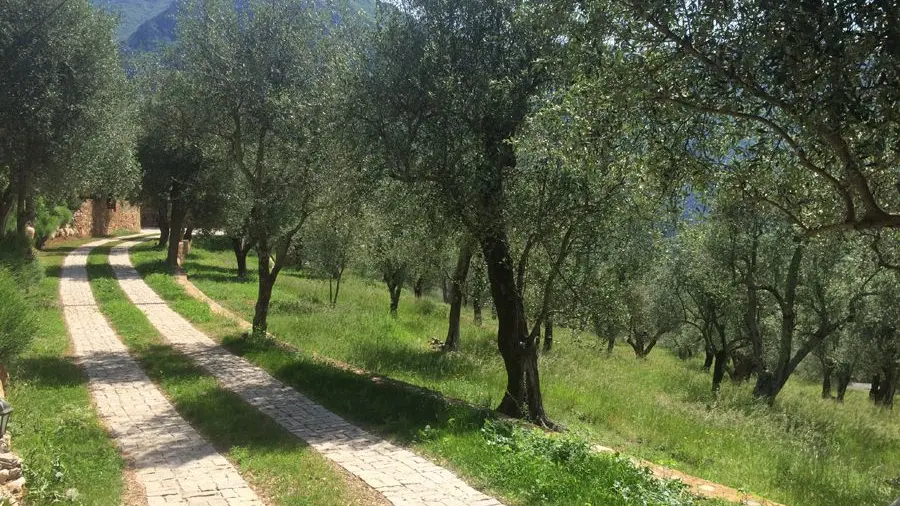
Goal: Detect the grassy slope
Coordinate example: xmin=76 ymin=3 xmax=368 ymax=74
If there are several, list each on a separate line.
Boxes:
xmin=134 ymin=237 xmax=900 ymax=506
xmin=86 ymin=243 xmax=385 ymax=506
xmin=9 ymin=240 xmax=125 ymax=505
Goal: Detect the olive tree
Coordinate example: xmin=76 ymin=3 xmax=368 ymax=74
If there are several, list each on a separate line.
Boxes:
xmin=0 ymin=0 xmax=138 ymax=249
xmin=179 ymin=0 xmax=351 ymax=333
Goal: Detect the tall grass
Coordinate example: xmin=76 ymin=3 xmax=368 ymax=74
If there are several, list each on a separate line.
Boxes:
xmin=133 ymin=237 xmax=900 ymax=506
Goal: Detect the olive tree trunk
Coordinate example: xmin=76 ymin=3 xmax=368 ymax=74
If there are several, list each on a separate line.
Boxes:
xmin=481 ymin=231 xmax=551 ymax=426
xmin=443 ymin=241 xmax=473 ymax=351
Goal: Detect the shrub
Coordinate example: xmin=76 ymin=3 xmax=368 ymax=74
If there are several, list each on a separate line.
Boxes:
xmin=480 ymin=419 xmax=697 ymax=505
xmin=34 ymin=199 xmax=73 ymax=250
xmin=0 ymin=267 xmax=37 ymax=369
xmin=0 ymin=236 xmax=42 ymax=290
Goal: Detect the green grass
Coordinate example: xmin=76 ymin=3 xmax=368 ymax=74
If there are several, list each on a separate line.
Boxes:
xmin=128 ymin=239 xmax=729 ymax=506
xmin=132 ymin=236 xmax=900 ymax=506
xmin=9 ymin=239 xmax=125 ymax=505
xmin=85 ymin=243 xmax=385 ymax=506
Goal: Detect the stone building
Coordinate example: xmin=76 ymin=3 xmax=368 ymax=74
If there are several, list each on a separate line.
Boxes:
xmin=67 ymin=198 xmax=141 ymax=237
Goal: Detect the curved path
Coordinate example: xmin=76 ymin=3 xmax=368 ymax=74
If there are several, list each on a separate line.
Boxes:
xmin=60 ymin=239 xmax=263 ymax=506
xmin=109 ymin=241 xmax=503 ymax=506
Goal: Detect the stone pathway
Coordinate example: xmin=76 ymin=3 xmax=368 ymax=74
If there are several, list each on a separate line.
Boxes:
xmin=110 ymin=241 xmax=503 ymax=506
xmin=60 ymin=239 xmax=264 ymax=506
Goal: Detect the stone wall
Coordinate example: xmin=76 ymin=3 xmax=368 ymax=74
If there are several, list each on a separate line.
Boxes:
xmin=69 ymin=199 xmax=141 ymax=238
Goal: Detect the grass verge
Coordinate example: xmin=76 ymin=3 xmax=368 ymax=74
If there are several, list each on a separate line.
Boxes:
xmin=133 ymin=237 xmax=900 ymax=506
xmin=86 ymin=243 xmax=386 ymax=506
xmin=9 ymin=239 xmax=125 ymax=505
xmin=129 ymin=239 xmax=725 ymax=506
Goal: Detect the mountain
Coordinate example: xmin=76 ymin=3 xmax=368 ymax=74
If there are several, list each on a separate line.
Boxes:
xmin=91 ymin=0 xmax=173 ymax=41
xmin=125 ymin=0 xmax=376 ymax=52
xmin=126 ymin=1 xmax=177 ymax=51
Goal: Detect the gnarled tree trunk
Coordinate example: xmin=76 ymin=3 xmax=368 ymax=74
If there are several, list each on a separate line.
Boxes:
xmin=443 ymin=241 xmax=473 ymax=351
xmin=481 ymin=231 xmax=550 ymax=426
xmin=230 ymin=236 xmax=254 ymax=279
xmin=252 ymin=241 xmax=280 ymax=335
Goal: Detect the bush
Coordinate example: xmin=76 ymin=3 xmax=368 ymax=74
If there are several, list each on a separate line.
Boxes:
xmin=34 ymin=199 xmax=73 ymax=249
xmin=0 ymin=267 xmax=37 ymax=369
xmin=0 ymin=236 xmax=42 ymax=290
xmin=480 ymin=420 xmax=697 ymax=505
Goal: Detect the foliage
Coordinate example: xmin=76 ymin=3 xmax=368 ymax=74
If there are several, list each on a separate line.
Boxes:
xmin=481 ymin=420 xmax=697 ymax=506
xmin=33 ymin=198 xmax=73 ymax=250
xmin=0 ymin=267 xmax=36 ymax=367
xmin=0 ymin=0 xmax=138 ymax=248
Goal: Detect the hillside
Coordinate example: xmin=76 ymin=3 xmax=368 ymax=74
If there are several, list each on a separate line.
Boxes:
xmin=91 ymin=0 xmax=173 ymax=41
xmin=125 ymin=0 xmax=376 ymax=51
xmin=126 ymin=1 xmax=177 ymax=51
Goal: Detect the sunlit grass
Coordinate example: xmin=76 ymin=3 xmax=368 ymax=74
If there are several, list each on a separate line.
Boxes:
xmin=132 ymin=236 xmax=900 ymax=506
xmin=86 ymin=243 xmax=385 ymax=506
xmin=9 ymin=239 xmax=125 ymax=506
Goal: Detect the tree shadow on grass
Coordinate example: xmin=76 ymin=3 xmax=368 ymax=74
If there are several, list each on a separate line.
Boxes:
xmin=132 ymin=343 xmax=314 ymax=464
xmin=13 ymin=356 xmax=87 ymax=388
xmin=187 ymin=266 xmax=254 ymax=284
xmin=348 ymin=341 xmax=481 ymax=383
xmin=222 ymin=335 xmax=493 ymax=445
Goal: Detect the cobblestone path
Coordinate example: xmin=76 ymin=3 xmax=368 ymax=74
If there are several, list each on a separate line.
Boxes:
xmin=61 ymin=240 xmax=263 ymax=506
xmin=109 ymin=241 xmax=502 ymax=506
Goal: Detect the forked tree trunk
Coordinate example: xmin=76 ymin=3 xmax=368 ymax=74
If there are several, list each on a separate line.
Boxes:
xmin=389 ymin=284 xmax=402 ymax=317
xmin=329 ymin=265 xmax=345 ymax=308
xmin=752 ymin=242 xmax=805 ymax=403
xmin=230 ymin=237 xmax=253 ymax=279
xmin=444 ymin=242 xmax=473 ymax=351
xmin=481 ymin=232 xmax=551 ymax=426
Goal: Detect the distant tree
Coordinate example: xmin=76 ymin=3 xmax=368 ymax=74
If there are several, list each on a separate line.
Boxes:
xmin=307 ymin=207 xmax=358 ymax=308
xmin=136 ymin=67 xmax=212 ymax=269
xmin=854 ymin=275 xmax=900 ymax=408
xmin=443 ymin=236 xmax=475 ymax=351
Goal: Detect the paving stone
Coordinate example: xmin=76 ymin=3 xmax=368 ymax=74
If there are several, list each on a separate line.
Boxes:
xmin=111 ymin=242 xmax=504 ymax=506
xmin=60 ymin=240 xmax=263 ymax=506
